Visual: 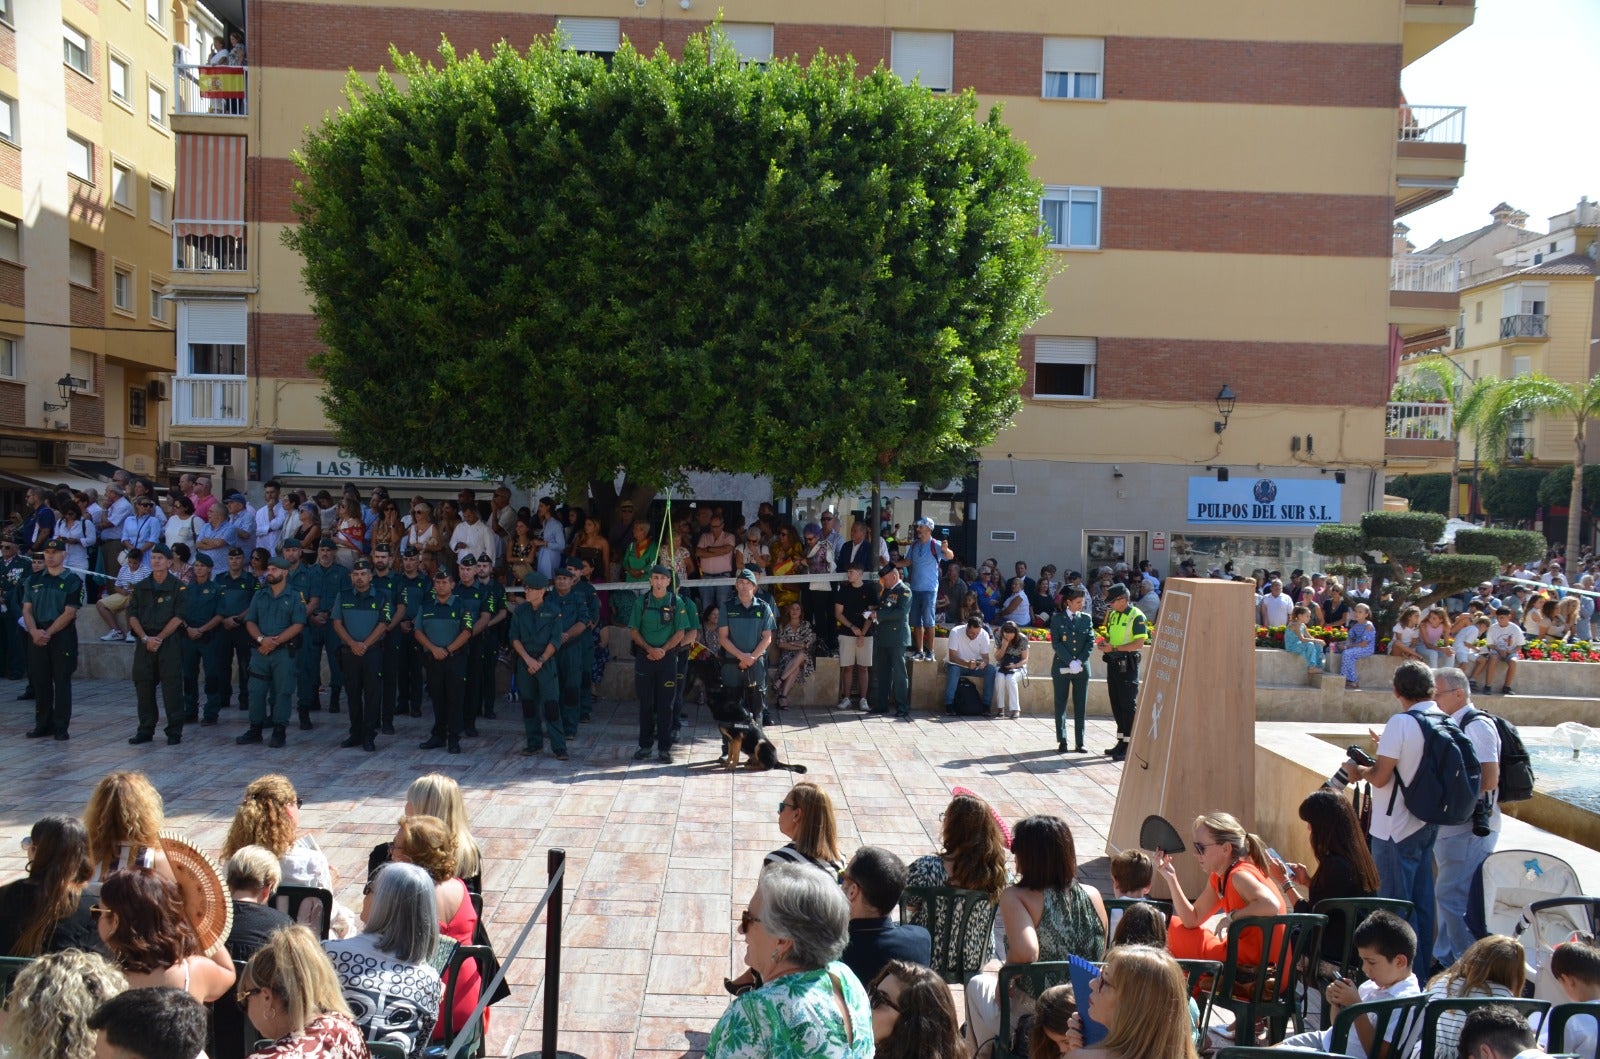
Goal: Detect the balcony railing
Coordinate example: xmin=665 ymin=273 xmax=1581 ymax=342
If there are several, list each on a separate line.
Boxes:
xmin=1507 ymin=436 xmax=1534 ymax=462
xmin=172 ymin=376 xmax=247 ymax=427
xmin=1390 ymin=253 xmax=1461 ymax=293
xmin=173 ymin=64 xmax=248 ymax=116
xmin=1453 ymin=325 xmax=1466 ymax=349
xmin=1399 ymin=104 xmax=1466 ymax=144
xmin=174 ymin=222 xmax=246 ymax=271
xmin=1385 ymin=401 xmax=1454 ymax=442
xmin=1500 ymin=314 xmax=1549 ymax=340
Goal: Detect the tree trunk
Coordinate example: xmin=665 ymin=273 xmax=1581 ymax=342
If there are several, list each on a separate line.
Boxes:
xmin=1449 ymin=437 xmax=1462 ymax=520
xmin=1568 ymin=420 xmax=1587 ymax=564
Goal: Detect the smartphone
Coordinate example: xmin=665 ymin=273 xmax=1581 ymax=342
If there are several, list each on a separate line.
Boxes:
xmin=940 ymin=527 xmax=950 ymax=539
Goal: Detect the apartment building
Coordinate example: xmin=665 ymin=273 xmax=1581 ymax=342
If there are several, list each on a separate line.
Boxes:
xmin=0 ymin=0 xmax=188 ymax=505
xmin=168 ymin=1 xmax=1473 ymax=573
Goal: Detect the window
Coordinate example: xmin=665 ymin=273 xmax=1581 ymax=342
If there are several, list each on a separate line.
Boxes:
xmin=1041 ymin=186 xmax=1101 ymax=249
xmin=1033 ymin=337 xmax=1097 ymax=399
xmin=1511 ymin=355 xmax=1532 ymax=378
xmin=180 ymin=299 xmax=248 ymax=374
xmin=0 ymin=214 xmax=16 ymax=261
xmin=556 ymin=17 xmax=619 ymax=59
xmin=109 ymin=54 xmax=130 ymax=103
xmin=0 ymin=92 xmax=15 ymax=144
xmin=717 ymin=23 xmax=773 ymax=66
xmin=148 ymin=180 xmax=169 ymax=226
xmin=71 ymin=350 xmax=96 ymax=394
xmin=891 ymin=31 xmax=954 ymax=92
xmin=189 ymin=342 xmax=246 ymax=374
xmin=1475 ymin=300 xmax=1483 ymax=323
xmin=66 ymin=133 xmax=93 ymax=182
xmin=128 ymin=386 xmax=148 ymax=428
xmin=145 ymin=0 xmax=163 ymax=28
xmin=68 ymin=242 xmax=95 ymax=288
xmin=111 ymin=161 xmax=134 ymax=210
xmin=147 ymin=81 xmax=166 ymax=128
xmin=113 ymin=267 xmax=134 ymax=312
xmin=0 ymin=338 xmax=15 ymax=379
xmin=63 ymin=24 xmax=91 ymax=76
xmin=1042 ymin=38 xmax=1104 ymax=100
xmin=149 ymin=282 xmax=170 ymax=324
xmin=0 ymin=0 xmax=11 ymax=26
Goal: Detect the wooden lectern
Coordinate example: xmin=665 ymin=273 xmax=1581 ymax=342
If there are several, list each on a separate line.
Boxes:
xmin=1106 ymin=577 xmax=1258 ymax=898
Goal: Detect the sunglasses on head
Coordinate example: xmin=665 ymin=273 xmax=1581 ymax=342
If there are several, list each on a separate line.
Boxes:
xmin=89 ymin=904 xmax=109 ymax=922
xmin=869 ymin=987 xmax=900 ymax=1012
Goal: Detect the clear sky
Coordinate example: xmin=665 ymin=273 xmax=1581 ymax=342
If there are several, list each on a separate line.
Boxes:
xmin=1399 ymin=0 xmax=1600 ymax=249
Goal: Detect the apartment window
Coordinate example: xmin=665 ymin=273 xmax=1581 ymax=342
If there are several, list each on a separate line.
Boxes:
xmin=891 ymin=31 xmax=954 ymax=92
xmin=1033 ymin=337 xmax=1097 ymax=399
xmin=1041 ymin=186 xmax=1101 ymax=249
xmin=1475 ymin=300 xmax=1483 ymax=323
xmin=1511 ymin=355 xmax=1532 ymax=378
xmin=63 ymin=24 xmax=91 ymax=77
xmin=0 ymin=0 xmax=11 ymax=27
xmin=145 ymin=0 xmax=163 ymax=29
xmin=0 ymin=92 xmax=15 ymax=145
xmin=111 ymin=161 xmax=134 ymax=211
xmin=717 ymin=23 xmax=774 ymax=66
xmin=109 ymin=54 xmax=131 ymax=104
xmin=148 ymin=180 xmax=170 ymax=226
xmin=70 ymin=350 xmax=96 ymax=394
xmin=113 ymin=266 xmax=134 ymax=313
xmin=0 ymin=214 xmax=16 ymax=261
xmin=66 ymin=133 xmax=93 ymax=182
xmin=1042 ymin=38 xmax=1104 ymax=100
xmin=0 ymin=338 xmax=15 ymax=379
xmin=149 ymin=282 xmax=170 ymax=324
xmin=556 ymin=17 xmax=619 ymax=61
xmin=128 ymin=386 xmax=148 ymax=428
xmin=68 ymin=242 xmax=95 ymax=288
xmin=147 ymin=80 xmax=166 ymax=128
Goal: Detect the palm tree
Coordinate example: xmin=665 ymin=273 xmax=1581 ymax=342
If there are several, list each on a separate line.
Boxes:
xmin=1478 ymin=372 xmax=1600 ymax=563
xmin=1406 ymin=358 xmax=1497 ymax=519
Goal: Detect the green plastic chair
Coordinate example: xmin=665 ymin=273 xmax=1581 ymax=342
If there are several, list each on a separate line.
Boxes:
xmin=0 ymin=955 xmax=33 ymax=1001
xmin=368 ymin=1043 xmax=408 ymax=1059
xmin=992 ymin=961 xmax=1077 ymax=1059
xmin=1211 ymin=913 xmax=1327 ymax=1045
xmin=1103 ymin=896 xmax=1175 ymax=920
xmin=1418 ymin=996 xmax=1550 ymax=1059
xmin=1327 ymin=993 xmax=1430 ymax=1059
xmin=1547 ymin=1001 xmax=1600 ymax=1057
xmin=898 ymin=885 xmax=999 ymax=985
xmin=1312 ymin=897 xmax=1415 ymax=984
xmin=1176 ymin=958 xmax=1223 ymax=1050
xmin=439 ymin=943 xmax=493 ymax=1059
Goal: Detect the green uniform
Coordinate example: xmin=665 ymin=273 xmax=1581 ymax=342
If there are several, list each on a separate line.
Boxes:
xmin=130 ymin=574 xmax=187 ymax=741
xmin=214 ymin=569 xmax=259 ymax=712
xmin=871 ymin=580 xmax=913 ymax=716
xmin=509 ymin=597 xmax=565 ymax=754
xmin=396 ymin=572 xmax=431 ymax=715
xmin=299 ymin=561 xmax=350 ymax=713
xmin=718 ymin=594 xmax=777 ymax=721
xmin=549 ymin=587 xmax=588 ymax=737
xmin=474 ymin=579 xmax=506 ymax=721
xmin=572 ymin=578 xmax=599 ymax=720
xmin=672 ymin=591 xmax=700 ymax=736
xmin=23 ymin=568 xmax=83 ymax=737
xmin=1049 ymin=607 xmax=1095 ymax=750
xmin=180 ymin=576 xmax=225 ymax=721
xmin=631 ymin=589 xmax=694 ymax=753
xmin=245 ymin=584 xmax=309 ymax=729
xmin=417 ymin=593 xmax=473 ymax=743
xmin=0 ymin=555 xmax=30 ymax=679
xmin=372 ymin=567 xmax=406 ymax=726
xmin=454 ymin=580 xmax=490 ymax=732
xmin=334 ymin=586 xmax=393 ymax=743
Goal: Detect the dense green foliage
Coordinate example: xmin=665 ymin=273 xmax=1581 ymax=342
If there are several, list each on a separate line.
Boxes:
xmin=1535 ymin=464 xmax=1600 ymax=518
xmin=1314 ymin=510 xmax=1498 ymax=622
xmin=1479 ymin=468 xmax=1546 ymax=522
xmin=287 ymin=31 xmax=1051 ymax=500
xmin=1385 ymin=473 xmax=1451 ymax=515
xmin=1452 ymin=528 xmax=1546 ymax=565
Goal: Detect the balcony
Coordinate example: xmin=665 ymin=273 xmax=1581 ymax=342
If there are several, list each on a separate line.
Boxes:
xmin=174 ymin=222 xmax=246 ymax=272
xmin=1454 ymin=325 xmax=1466 ymax=349
xmin=1385 ymin=400 xmax=1455 ymax=460
xmin=1507 ymin=435 xmax=1535 ymax=462
xmin=1389 ymin=253 xmax=1460 ymax=338
xmin=172 ymin=376 xmax=247 ymax=427
xmin=1396 ymin=105 xmax=1466 ymax=218
xmin=1404 ymin=0 xmax=1475 ymax=66
xmin=1500 ymin=314 xmax=1549 ymax=340
xmin=173 ymin=64 xmax=248 ymax=117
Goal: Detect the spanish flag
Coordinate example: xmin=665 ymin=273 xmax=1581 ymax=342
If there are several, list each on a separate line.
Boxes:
xmin=198 ymin=67 xmax=245 ymax=100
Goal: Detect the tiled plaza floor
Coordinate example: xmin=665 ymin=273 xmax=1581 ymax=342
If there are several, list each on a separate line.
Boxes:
xmin=0 ymin=675 xmax=1128 ymax=1059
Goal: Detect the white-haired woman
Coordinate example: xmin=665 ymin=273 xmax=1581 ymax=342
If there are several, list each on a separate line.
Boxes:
xmin=322 ymin=863 xmax=442 ymax=1059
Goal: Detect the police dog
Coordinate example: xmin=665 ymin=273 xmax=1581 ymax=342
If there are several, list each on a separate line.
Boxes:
xmin=706 ymin=680 xmax=806 ymax=773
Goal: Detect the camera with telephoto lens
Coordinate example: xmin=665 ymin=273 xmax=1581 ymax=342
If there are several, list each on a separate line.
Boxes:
xmin=1326 ymin=745 xmax=1377 ymax=792
xmin=1471 ymin=796 xmax=1492 ymax=838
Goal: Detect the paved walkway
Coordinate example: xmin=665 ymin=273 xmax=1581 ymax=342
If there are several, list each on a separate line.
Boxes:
xmin=0 ymin=676 xmax=1127 ymax=1059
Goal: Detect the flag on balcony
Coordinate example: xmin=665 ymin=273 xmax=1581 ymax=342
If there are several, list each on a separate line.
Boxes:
xmin=198 ymin=66 xmax=245 ymax=99
xmin=1388 ymin=324 xmax=1404 ymax=389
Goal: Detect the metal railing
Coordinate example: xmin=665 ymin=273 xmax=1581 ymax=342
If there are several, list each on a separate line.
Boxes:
xmin=1507 ymin=436 xmax=1534 ymax=461
xmin=1398 ymin=104 xmax=1466 ymax=144
xmin=174 ymin=222 xmax=246 ymax=271
xmin=1390 ymin=253 xmax=1461 ymax=293
xmin=173 ymin=63 xmax=248 ymax=115
xmin=1453 ymin=325 xmax=1466 ymax=349
xmin=1385 ymin=401 xmax=1454 ymax=442
xmin=172 ymin=376 xmax=247 ymax=427
xmin=1500 ymin=314 xmax=1549 ymax=339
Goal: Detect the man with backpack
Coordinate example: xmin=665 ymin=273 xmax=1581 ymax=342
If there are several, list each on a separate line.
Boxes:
xmin=1344 ymin=660 xmax=1481 ymax=970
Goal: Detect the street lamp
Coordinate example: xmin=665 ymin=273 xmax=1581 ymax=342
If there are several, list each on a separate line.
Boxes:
xmin=42 ymin=374 xmax=85 ymax=414
xmin=1213 ymin=385 xmax=1237 ymax=435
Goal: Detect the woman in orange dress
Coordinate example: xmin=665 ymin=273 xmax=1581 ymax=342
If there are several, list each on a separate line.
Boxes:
xmin=1155 ymin=811 xmax=1285 ymax=966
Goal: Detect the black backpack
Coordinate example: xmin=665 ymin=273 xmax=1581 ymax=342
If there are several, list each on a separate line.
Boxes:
xmin=1465 ymin=710 xmax=1536 ymax=803
xmin=1388 ymin=709 xmax=1481 ymax=826
xmin=950 ymin=678 xmax=988 ymax=716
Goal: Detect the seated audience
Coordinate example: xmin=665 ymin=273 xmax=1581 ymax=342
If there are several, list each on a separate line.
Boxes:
xmin=1456 ymin=1005 xmax=1555 ymax=1059
xmin=1543 ymin=934 xmax=1600 ymax=1059
xmin=905 ymin=791 xmax=1010 ymax=969
xmin=1277 ymin=910 xmax=1420 ymax=1056
xmin=225 ymin=845 xmax=296 ymax=964
xmin=705 ymin=862 xmax=872 ymax=1058
xmin=96 ymin=867 xmax=235 ymax=1002
xmin=867 ymin=959 xmax=964 ymax=1059
xmin=88 ymin=986 xmax=210 ymax=1059
xmin=367 ymin=774 xmax=484 ymax=892
xmin=324 ymin=863 xmax=443 ymax=1059
xmin=239 ymin=925 xmax=366 ymax=1057
xmin=222 ymin=774 xmax=355 ymax=938
xmin=839 ymin=847 xmax=931 ymax=987
xmin=1107 ymin=905 xmax=1200 ymax=1028
xmin=1158 ymin=811 xmax=1284 ymax=965
xmin=943 ymin=616 xmax=996 ymax=712
xmin=1027 ymin=983 xmax=1076 ymax=1059
xmin=1107 ymin=849 xmax=1153 ymax=938
xmin=1270 ymin=788 xmax=1381 ymax=966
xmin=1423 ymin=935 xmax=1526 ymax=1059
xmin=1061 ymin=945 xmax=1200 ymax=1059
xmin=767 ymin=781 xmax=844 ymax=877
xmin=84 ymin=771 xmax=177 ymax=884
xmin=0 ymin=814 xmax=100 ymax=955
xmin=391 ymin=815 xmax=479 ymax=1042
xmin=0 ymin=949 xmax=126 ymax=1059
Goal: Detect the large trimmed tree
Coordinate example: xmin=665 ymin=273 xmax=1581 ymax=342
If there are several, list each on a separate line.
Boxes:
xmin=286 ymin=30 xmax=1051 ymax=509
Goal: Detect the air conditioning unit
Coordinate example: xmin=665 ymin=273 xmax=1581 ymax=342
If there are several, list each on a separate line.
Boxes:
xmin=146 ymin=379 xmax=167 ymax=402
xmin=164 ymin=441 xmax=186 ymax=463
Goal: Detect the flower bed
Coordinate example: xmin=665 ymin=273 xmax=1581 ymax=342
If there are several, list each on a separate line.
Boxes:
xmin=1254 ymin=625 xmax=1600 ymax=662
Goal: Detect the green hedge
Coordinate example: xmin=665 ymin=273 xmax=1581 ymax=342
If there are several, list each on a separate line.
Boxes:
xmin=1453 ymin=528 xmax=1546 ymax=564
xmin=1362 ymin=510 xmax=1447 ymax=543
xmin=1386 ymin=473 xmax=1452 ymax=515
xmin=1422 ymin=553 xmax=1501 ymax=588
xmin=1535 ymin=464 xmax=1600 ymax=517
xmin=1480 ymin=468 xmax=1545 ymax=522
xmin=1313 ymin=524 xmax=1365 ymax=557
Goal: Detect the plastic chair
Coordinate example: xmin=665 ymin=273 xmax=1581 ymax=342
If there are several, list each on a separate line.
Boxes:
xmin=1218 ymin=1049 xmax=1345 ymax=1059
xmin=439 ymin=943 xmax=493 ymax=1059
xmin=1419 ymin=996 xmax=1551 ymax=1059
xmin=898 ymin=886 xmax=1000 ymax=985
xmin=0 ymin=956 xmax=33 ymax=1001
xmin=1103 ymin=896 xmax=1176 ymax=919
xmin=1176 ymin=958 xmax=1223 ymax=1050
xmin=1327 ymin=993 xmax=1429 ymax=1059
xmin=993 ymin=961 xmax=1076 ymax=1059
xmin=1546 ymin=1001 xmax=1600 ymax=1057
xmin=271 ymin=884 xmax=334 ymax=940
xmin=1211 ymin=913 xmax=1326 ymax=1045
xmin=369 ymin=1043 xmax=408 ymax=1059
xmin=1312 ymin=897 xmax=1415 ymax=985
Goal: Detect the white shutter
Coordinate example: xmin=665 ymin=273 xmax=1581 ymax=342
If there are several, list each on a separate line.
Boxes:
xmin=182 ymin=299 xmax=246 ymax=344
xmin=1042 ymin=38 xmax=1103 ymax=74
xmin=719 ymin=23 xmax=773 ymax=64
xmin=1034 ymin=337 xmax=1097 ymax=365
xmin=891 ymin=31 xmax=953 ymax=91
xmin=556 ymin=17 xmax=620 ymax=53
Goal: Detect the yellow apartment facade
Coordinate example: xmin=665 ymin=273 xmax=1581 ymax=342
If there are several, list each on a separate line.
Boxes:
xmin=167 ymin=0 xmax=1474 ymax=573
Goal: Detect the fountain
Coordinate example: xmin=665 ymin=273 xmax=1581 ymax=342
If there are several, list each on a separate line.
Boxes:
xmin=1554 ymin=721 xmax=1591 ymax=761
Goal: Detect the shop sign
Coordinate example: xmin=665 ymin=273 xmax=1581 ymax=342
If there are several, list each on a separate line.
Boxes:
xmin=68 ymin=441 xmax=122 ymax=459
xmin=274 ymin=444 xmax=490 ymax=482
xmin=1151 ymin=532 xmax=1167 ymax=552
xmin=0 ymin=439 xmax=38 ymax=459
xmin=1187 ymin=477 xmax=1341 ymax=526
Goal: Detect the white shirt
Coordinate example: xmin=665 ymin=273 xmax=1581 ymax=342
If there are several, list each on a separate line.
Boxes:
xmin=1486 ymin=621 xmax=1526 ymax=653
xmin=256 ymin=503 xmax=286 ymax=554
xmin=1315 ymin=973 xmax=1421 ymax=1057
xmin=1444 ymin=703 xmax=1502 ymax=835
xmin=1370 ymin=702 xmax=1447 ymax=844
xmin=449 ymin=518 xmax=495 ymax=561
xmin=948 ymin=628 xmax=994 ymax=665
xmin=1259 ymin=591 xmax=1293 ymax=626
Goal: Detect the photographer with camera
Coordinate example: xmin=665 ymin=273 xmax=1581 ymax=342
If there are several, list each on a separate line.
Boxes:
xmin=1430 ymin=666 xmax=1500 ymax=971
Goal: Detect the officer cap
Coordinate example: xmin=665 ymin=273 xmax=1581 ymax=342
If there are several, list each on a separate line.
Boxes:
xmin=1104 ymin=583 xmax=1130 ymax=602
xmin=401 ymin=546 xmax=420 ymax=558
xmin=649 ymin=564 xmax=672 ymax=577
xmin=563 ymin=558 xmax=584 ymax=573
xmin=227 ymin=547 xmax=244 ymax=557
xmin=226 ymin=491 xmax=248 ymax=505
xmin=318 ymin=539 xmax=337 ymax=551
xmin=458 ymin=554 xmax=477 ymax=568
xmin=269 ymin=557 xmax=292 ymax=569
xmin=523 ymin=571 xmax=550 ymax=590
xmin=373 ymin=542 xmax=392 ymax=554
xmin=149 ymin=543 xmax=173 ymax=559
xmin=431 ymin=569 xmax=453 ymax=581
xmin=553 ymin=566 xmax=576 ymax=580
xmin=353 ymin=558 xmax=374 ymax=571
xmin=194 ymin=553 xmax=216 ymax=568
xmin=735 ymin=568 xmax=758 ymax=584
xmin=878 ymin=564 xmax=897 ymax=579
xmin=42 ymin=538 xmax=65 ymax=551
xmin=477 ymin=552 xmax=492 ymax=565
xmin=281 ymin=539 xmax=302 ymax=551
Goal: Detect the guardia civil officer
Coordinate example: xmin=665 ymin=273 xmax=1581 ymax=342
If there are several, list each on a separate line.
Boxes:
xmin=128 ymin=544 xmax=187 ymax=746
xmin=416 ymin=567 xmax=473 ymax=755
xmin=0 ymin=538 xmax=32 ymax=681
xmin=568 ymin=555 xmax=600 ymax=723
xmin=549 ymin=565 xmax=588 ymax=739
xmin=1049 ymin=584 xmax=1095 ymax=753
xmin=21 ymin=538 xmax=82 ymax=740
xmin=334 ymin=557 xmax=392 ymax=752
xmin=394 ymin=546 xmax=430 ymax=719
xmin=717 ymin=567 xmax=776 ymax=727
xmin=369 ymin=543 xmax=406 ymax=732
xmin=870 ymin=564 xmax=913 ymax=719
xmin=298 ymin=539 xmax=349 ymax=724
xmin=180 ymin=553 xmax=226 ymax=725
xmin=214 ymin=546 xmax=258 ymax=713
xmin=237 ymin=556 xmax=308 ymax=748
xmin=472 ymin=552 xmax=506 ymax=723
xmin=509 ymin=571 xmax=565 ymax=759
xmin=452 ymin=554 xmax=489 ymax=738
xmin=630 ymin=564 xmax=692 ymax=764
xmin=1101 ymin=582 xmax=1149 ymax=761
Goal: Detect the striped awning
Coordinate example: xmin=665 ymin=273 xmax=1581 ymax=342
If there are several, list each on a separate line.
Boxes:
xmin=176 ymin=134 xmax=245 ymax=237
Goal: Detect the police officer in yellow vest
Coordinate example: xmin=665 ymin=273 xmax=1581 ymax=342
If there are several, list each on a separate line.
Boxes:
xmin=1101 ymin=582 xmax=1148 ymax=761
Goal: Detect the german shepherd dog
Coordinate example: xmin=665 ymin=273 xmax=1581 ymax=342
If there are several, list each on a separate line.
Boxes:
xmin=705 ymin=675 xmax=806 ymax=773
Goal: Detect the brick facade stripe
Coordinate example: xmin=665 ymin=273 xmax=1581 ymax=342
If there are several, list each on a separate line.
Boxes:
xmin=66 ymin=42 xmax=103 ymax=122
xmin=0 ymin=260 xmax=23 ymax=309
xmin=0 ymin=23 xmax=15 ymax=74
xmin=1102 ymin=189 xmax=1394 ymax=258
xmin=70 ymin=393 xmax=104 ymax=436
xmin=1089 ymin=338 xmax=1388 ymax=406
xmin=1106 ymin=38 xmax=1399 ymax=109
xmin=0 ymin=380 xmax=22 ymax=427
xmin=0 ymin=144 xmax=18 ymax=193
xmin=253 ymin=312 xmax=324 ymax=379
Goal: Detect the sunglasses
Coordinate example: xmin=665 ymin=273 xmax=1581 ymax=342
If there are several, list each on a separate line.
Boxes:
xmin=777 ymin=800 xmax=793 ymax=813
xmin=869 ymin=987 xmax=900 ymax=1012
xmin=738 ymin=909 xmax=762 ymax=935
xmin=1192 ymin=840 xmax=1220 ymax=856
xmin=236 ymin=986 xmax=262 ymax=1004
